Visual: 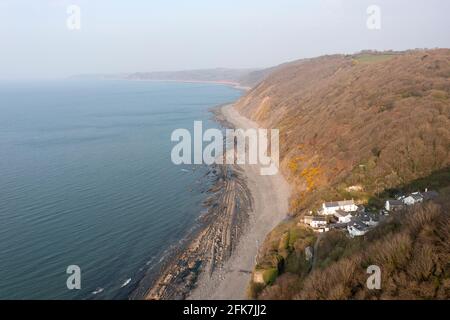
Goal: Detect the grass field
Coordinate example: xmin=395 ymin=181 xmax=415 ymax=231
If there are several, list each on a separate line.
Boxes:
xmin=354 ymin=54 xmax=397 ymax=64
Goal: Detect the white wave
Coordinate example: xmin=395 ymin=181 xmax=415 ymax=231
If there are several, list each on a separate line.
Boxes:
xmin=92 ymin=287 xmax=104 ymax=295
xmin=121 ymin=278 xmax=131 ymax=288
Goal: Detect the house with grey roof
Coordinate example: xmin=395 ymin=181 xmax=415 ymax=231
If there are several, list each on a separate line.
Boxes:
xmin=310 ymin=216 xmax=328 ymax=229
xmin=334 ymin=209 xmax=354 ymax=223
xmin=359 ymin=213 xmax=380 ymax=227
xmin=322 ymin=200 xmax=357 ymax=215
xmin=347 ymin=219 xmax=369 ymax=237
xmin=385 ymin=199 xmax=404 ymax=211
xmin=403 ymin=192 xmax=424 ymax=206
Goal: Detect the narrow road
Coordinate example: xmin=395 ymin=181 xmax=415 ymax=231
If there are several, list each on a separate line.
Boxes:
xmin=312 ymin=234 xmax=323 ymax=270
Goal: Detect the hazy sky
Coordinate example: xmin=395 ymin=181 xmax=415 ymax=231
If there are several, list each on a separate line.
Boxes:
xmin=1 ymin=0 xmax=449 ymax=78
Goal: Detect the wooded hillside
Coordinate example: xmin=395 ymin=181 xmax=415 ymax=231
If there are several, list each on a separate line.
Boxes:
xmin=238 ymin=50 xmax=450 ymax=300
xmin=236 ymin=50 xmax=450 ymax=211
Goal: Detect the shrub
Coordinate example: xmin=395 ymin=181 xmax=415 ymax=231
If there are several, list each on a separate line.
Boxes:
xmin=263 ymin=268 xmax=279 ymax=285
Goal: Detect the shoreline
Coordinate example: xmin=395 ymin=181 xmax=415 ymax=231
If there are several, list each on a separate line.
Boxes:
xmin=130 ymin=86 xmax=253 ymax=300
xmin=98 ymin=77 xmax=252 ymax=92
xmin=136 ymin=80 xmax=252 ymax=92
xmin=134 ymin=103 xmax=290 ymax=300
xmin=138 ymin=162 xmax=253 ymax=300
xmin=188 ymin=104 xmax=291 ymax=299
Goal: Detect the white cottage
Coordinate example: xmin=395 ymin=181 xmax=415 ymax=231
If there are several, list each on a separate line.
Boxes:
xmin=385 ymin=199 xmax=404 ymax=212
xmin=310 ymin=216 xmax=327 ymax=229
xmin=347 ymin=220 xmax=369 ymax=237
xmin=403 ymin=192 xmax=423 ymax=206
xmin=322 ymin=200 xmax=357 ymax=215
xmin=334 ymin=210 xmax=353 ymax=223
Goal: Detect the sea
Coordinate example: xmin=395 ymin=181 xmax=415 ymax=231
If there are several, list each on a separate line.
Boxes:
xmin=0 ymin=79 xmax=242 ymax=299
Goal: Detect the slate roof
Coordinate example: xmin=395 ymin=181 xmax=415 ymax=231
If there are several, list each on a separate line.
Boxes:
xmin=334 ymin=209 xmax=353 ymax=218
xmin=387 ymin=199 xmax=403 ymax=206
xmin=409 ymin=193 xmax=423 ymax=201
xmin=324 ymin=200 xmax=355 ymax=208
xmin=348 ymin=219 xmax=369 ymax=231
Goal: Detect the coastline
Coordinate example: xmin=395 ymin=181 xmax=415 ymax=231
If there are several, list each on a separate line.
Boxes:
xmin=135 ymin=101 xmax=290 ymax=300
xmin=188 ymin=104 xmax=291 ymax=299
xmin=139 ymin=162 xmax=253 ymax=300
xmin=101 ymin=77 xmax=252 ymax=92
xmin=140 ymin=80 xmax=252 ymax=92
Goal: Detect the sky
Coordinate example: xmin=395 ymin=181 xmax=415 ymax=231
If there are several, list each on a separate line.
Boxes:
xmin=0 ymin=0 xmax=449 ymax=79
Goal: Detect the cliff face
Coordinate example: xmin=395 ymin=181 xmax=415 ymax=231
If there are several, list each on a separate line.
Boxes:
xmin=238 ymin=50 xmax=450 ymax=300
xmin=236 ymin=50 xmax=450 ymax=210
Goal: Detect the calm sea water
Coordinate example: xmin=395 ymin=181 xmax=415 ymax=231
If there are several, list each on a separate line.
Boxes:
xmin=0 ymin=80 xmax=241 ymax=299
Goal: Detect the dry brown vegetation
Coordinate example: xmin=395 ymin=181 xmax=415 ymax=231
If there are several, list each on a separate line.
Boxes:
xmin=248 ymin=221 xmax=316 ymax=299
xmin=239 ymin=49 xmax=450 ymax=299
xmin=236 ymin=49 xmax=450 ymax=212
xmin=256 ymin=200 xmax=450 ymax=300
